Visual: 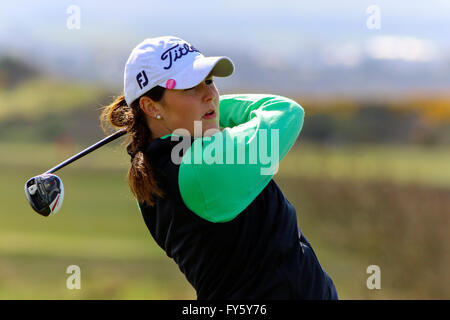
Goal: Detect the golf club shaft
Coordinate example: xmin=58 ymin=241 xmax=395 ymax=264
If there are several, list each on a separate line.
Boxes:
xmin=45 ymin=129 xmax=127 ymax=174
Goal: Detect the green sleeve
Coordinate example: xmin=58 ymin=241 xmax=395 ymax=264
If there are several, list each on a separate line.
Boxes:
xmin=178 ymin=94 xmax=304 ymax=223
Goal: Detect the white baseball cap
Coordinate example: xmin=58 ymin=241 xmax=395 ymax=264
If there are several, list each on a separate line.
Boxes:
xmin=124 ymin=36 xmax=235 ymax=106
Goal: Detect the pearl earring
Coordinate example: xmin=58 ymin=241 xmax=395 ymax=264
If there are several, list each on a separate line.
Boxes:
xmin=156 ymin=115 xmax=161 ymax=119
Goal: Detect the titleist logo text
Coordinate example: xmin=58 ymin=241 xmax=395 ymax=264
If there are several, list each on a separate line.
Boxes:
xmin=161 ymin=43 xmax=200 ymax=70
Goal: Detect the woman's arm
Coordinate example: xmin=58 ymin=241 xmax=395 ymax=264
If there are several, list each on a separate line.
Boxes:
xmin=178 ymin=94 xmax=304 ymax=223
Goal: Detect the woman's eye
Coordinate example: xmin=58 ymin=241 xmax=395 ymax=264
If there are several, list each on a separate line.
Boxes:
xmin=183 ymin=78 xmax=213 ymax=91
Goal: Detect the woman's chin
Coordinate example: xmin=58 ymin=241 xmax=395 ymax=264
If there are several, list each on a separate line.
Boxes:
xmin=202 ymin=122 xmax=220 ymax=135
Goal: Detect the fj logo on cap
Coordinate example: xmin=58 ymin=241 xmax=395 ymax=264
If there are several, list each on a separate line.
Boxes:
xmin=161 ymin=43 xmax=200 ymax=70
xmin=136 ymin=70 xmax=149 ymax=89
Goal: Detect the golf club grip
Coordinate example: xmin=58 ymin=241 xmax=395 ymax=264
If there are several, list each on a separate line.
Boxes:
xmin=45 ymin=129 xmax=128 ymax=174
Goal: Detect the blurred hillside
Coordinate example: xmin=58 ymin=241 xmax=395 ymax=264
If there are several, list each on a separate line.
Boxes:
xmin=297 ymin=95 xmax=450 ymax=146
xmin=0 ymin=57 xmax=111 ymax=144
xmin=0 ymin=56 xmax=449 ymax=146
xmin=0 ymin=57 xmax=39 ymax=88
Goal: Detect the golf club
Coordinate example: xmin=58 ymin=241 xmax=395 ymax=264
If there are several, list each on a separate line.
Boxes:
xmin=24 ymin=129 xmax=127 ymax=216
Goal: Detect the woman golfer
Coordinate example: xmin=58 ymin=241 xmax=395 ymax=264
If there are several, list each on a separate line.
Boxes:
xmin=101 ymin=36 xmax=338 ymax=299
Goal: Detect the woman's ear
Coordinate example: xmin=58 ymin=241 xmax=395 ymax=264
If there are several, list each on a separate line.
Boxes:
xmin=139 ymin=96 xmax=161 ymax=119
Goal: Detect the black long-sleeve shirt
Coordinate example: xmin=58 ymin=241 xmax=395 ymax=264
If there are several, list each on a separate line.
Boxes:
xmin=136 ymin=94 xmax=337 ymax=299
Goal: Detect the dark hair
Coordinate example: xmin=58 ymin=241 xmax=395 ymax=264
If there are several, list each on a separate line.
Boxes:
xmin=100 ymin=85 xmax=166 ymax=206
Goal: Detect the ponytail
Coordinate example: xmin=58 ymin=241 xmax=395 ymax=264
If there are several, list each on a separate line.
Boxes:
xmin=100 ymin=87 xmax=166 ymax=206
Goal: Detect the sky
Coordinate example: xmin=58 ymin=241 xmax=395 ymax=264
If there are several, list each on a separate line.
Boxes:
xmin=0 ymin=1 xmax=449 ymax=95
xmin=1 ymin=1 xmax=449 ymax=49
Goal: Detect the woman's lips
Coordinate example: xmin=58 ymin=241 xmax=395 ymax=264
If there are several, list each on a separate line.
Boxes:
xmin=202 ymin=111 xmax=216 ymax=119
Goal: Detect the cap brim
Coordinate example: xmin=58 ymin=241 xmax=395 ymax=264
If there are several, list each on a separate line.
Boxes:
xmin=159 ymin=56 xmax=234 ymax=90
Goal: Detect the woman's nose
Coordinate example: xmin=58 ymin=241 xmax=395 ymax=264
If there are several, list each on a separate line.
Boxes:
xmin=201 ymin=82 xmax=216 ymax=103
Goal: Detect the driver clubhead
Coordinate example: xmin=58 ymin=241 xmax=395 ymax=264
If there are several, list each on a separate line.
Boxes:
xmin=25 ymin=173 xmax=64 ymax=216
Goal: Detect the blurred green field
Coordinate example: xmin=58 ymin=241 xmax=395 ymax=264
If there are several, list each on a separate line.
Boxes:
xmin=0 ymin=140 xmax=449 ymax=299
xmin=0 ymin=78 xmax=107 ymax=121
